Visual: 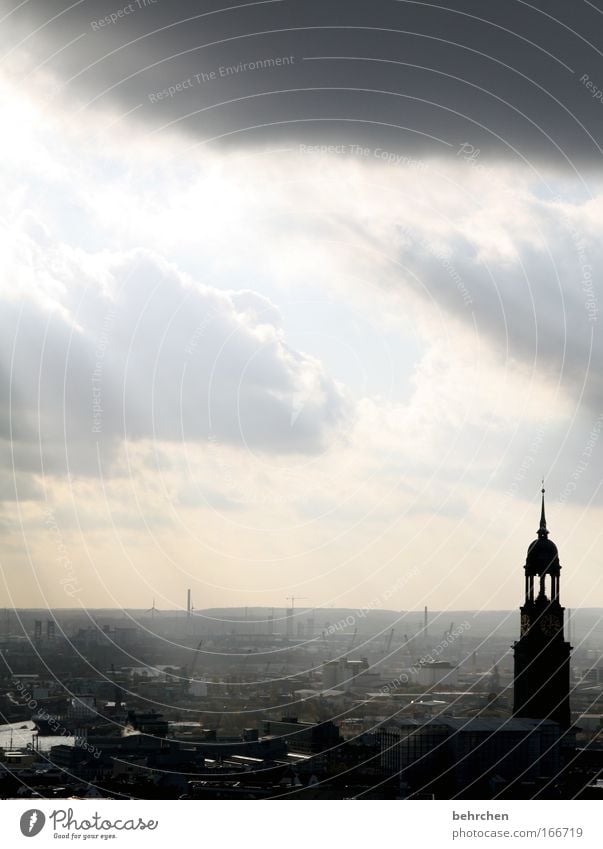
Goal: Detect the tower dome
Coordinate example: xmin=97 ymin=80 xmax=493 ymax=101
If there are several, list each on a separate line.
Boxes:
xmin=525 ymin=487 xmax=560 ymax=576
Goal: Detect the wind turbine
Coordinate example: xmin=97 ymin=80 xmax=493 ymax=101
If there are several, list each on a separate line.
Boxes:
xmin=145 ymin=599 xmax=160 ymax=619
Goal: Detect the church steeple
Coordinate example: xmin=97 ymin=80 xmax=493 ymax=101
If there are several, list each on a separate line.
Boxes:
xmin=538 ymin=484 xmax=548 ymax=538
xmin=513 ymin=485 xmax=571 ymax=728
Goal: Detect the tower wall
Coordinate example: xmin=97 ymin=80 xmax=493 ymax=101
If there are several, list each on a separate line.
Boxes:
xmin=513 ymin=628 xmax=571 ymax=728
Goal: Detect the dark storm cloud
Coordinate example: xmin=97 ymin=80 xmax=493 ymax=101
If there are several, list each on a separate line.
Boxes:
xmin=3 ymin=0 xmax=603 ymax=167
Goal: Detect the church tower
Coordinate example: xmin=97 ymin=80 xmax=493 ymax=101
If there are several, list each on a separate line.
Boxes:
xmin=513 ymin=487 xmax=571 ymax=728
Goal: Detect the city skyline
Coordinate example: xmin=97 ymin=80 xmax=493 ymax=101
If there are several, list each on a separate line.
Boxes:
xmin=0 ymin=489 xmax=600 ymax=802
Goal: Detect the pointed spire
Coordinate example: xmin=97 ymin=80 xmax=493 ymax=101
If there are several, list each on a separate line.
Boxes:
xmin=538 ymin=481 xmax=549 ymax=538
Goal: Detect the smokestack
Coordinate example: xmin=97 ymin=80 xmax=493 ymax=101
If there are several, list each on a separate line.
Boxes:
xmin=187 ymin=589 xmax=191 ymax=618
xmin=424 ymin=606 xmax=428 ymax=636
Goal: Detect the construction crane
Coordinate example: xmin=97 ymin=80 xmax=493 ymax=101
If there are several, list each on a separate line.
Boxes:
xmin=286 ymin=596 xmax=309 ymax=609
xmin=285 ymin=596 xmax=308 ymax=638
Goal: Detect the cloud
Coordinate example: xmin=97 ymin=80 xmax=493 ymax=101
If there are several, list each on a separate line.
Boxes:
xmin=255 ymin=154 xmax=603 ymax=422
xmin=2 ymin=82 xmax=601 ymax=514
xmin=3 ymin=0 xmax=603 ymax=167
xmin=0 ymin=229 xmax=351 ymax=490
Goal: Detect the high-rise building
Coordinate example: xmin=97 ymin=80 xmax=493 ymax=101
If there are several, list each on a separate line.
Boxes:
xmin=513 ymin=488 xmax=571 ymax=728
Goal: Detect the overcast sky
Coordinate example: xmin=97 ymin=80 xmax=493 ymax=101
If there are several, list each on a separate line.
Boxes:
xmin=1 ymin=0 xmax=603 ymax=613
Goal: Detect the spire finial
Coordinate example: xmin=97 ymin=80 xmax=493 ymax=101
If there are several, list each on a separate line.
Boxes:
xmin=539 ymin=481 xmax=548 ymax=537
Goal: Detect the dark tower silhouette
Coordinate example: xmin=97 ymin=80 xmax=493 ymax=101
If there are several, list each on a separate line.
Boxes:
xmin=513 ymin=487 xmax=571 ymax=728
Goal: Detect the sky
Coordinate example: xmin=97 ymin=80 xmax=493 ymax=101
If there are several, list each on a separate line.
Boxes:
xmin=1 ymin=0 xmax=603 ymax=612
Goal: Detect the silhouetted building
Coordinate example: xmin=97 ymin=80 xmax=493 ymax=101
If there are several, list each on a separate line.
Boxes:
xmin=261 ymin=717 xmax=340 ymax=755
xmin=378 ymin=717 xmax=561 ymax=797
xmin=513 ymin=489 xmax=571 ymax=728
